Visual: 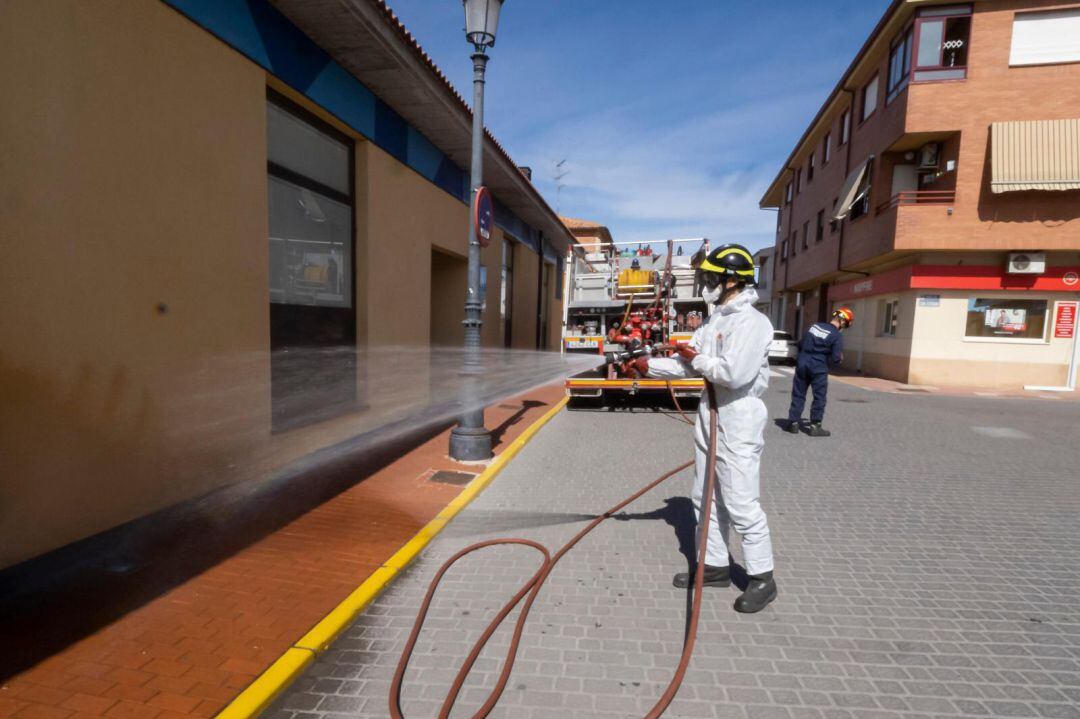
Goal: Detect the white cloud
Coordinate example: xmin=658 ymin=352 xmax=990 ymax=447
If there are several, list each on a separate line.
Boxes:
xmin=512 ymin=89 xmax=827 ymax=252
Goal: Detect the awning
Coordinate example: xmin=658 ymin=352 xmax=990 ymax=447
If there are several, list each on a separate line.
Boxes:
xmin=833 ymin=157 xmax=873 ymax=220
xmin=991 ymin=119 xmax=1080 ymax=193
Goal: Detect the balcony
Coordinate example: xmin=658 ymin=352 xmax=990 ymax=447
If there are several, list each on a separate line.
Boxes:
xmin=876 ymin=189 xmax=955 ymax=214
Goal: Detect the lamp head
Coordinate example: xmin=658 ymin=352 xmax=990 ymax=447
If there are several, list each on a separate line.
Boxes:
xmin=463 ymin=0 xmax=504 ymax=50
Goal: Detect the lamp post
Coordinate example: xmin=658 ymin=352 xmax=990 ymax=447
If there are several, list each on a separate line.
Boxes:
xmin=449 ymin=0 xmax=504 ymax=461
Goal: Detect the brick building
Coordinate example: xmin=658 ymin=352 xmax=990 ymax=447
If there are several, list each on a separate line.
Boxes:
xmin=753 ymin=246 xmax=778 ymax=324
xmin=760 ymin=0 xmax=1080 ymax=388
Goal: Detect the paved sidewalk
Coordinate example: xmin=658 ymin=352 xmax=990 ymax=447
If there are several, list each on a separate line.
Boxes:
xmin=0 ymin=385 xmax=564 ymax=719
xmin=823 ymin=368 xmax=1080 ymax=401
xmin=269 ymin=375 xmax=1080 ymax=718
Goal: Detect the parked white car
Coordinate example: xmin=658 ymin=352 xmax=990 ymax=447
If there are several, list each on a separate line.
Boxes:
xmin=768 ymin=330 xmax=798 ymax=365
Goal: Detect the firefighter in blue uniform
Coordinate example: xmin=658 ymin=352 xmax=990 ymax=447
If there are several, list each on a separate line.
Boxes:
xmin=784 ymin=307 xmax=853 ymax=437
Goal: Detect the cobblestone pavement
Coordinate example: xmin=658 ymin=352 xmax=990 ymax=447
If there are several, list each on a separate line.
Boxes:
xmin=268 ymin=371 xmax=1080 ymax=719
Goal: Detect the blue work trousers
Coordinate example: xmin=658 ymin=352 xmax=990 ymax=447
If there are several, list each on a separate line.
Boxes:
xmin=788 ymin=363 xmax=829 ymax=424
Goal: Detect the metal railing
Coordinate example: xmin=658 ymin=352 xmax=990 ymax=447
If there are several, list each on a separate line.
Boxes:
xmin=876 ymin=189 xmax=956 ymax=214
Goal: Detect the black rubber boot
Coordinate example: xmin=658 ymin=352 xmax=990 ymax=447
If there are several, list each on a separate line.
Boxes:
xmin=672 ymin=564 xmax=731 ymax=588
xmin=783 ymin=420 xmax=799 ymax=434
xmin=734 ymin=571 xmax=777 ymax=613
xmin=807 ymin=422 xmax=831 ymax=437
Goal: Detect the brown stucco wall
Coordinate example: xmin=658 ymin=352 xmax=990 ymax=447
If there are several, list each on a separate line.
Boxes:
xmin=0 ymin=1 xmax=558 ymax=570
xmin=0 ymin=0 xmax=269 ymax=569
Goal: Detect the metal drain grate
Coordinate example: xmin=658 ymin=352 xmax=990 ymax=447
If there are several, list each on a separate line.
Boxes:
xmin=429 ymin=470 xmax=476 ymax=486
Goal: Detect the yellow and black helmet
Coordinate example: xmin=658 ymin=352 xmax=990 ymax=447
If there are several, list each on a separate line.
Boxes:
xmin=698 ymin=244 xmax=757 ymax=286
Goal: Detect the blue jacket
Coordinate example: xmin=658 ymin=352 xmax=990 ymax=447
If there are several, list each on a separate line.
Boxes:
xmin=797 ymin=322 xmax=843 ymax=373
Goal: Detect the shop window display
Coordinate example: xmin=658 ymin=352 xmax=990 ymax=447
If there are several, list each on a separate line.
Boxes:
xmin=965 ymin=298 xmax=1048 ymax=340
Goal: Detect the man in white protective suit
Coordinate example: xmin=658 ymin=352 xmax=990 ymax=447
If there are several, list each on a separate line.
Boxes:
xmin=626 ymin=244 xmax=777 ymax=613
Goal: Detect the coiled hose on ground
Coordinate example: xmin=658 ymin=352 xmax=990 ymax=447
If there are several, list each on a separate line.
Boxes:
xmin=390 ymin=382 xmax=716 ymax=718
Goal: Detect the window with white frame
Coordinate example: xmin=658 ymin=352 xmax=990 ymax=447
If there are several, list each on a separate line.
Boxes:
xmin=878 ymin=298 xmax=899 ymax=336
xmin=808 ymin=152 xmax=816 ymax=182
xmin=965 ymin=298 xmax=1048 ymax=340
xmin=1010 ymin=8 xmax=1080 ymax=66
xmin=823 ymin=132 xmax=832 ymax=164
xmin=840 ymin=110 xmax=851 ymax=144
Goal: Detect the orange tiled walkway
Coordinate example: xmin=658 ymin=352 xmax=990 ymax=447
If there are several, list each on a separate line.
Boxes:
xmin=0 ymin=385 xmax=564 ymax=719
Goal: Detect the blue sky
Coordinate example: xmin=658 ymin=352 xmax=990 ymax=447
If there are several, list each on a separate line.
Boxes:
xmin=384 ymin=1 xmax=889 ymax=251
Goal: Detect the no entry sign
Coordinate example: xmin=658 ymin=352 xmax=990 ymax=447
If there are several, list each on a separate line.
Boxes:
xmin=1055 ymin=301 xmax=1077 ymax=339
xmin=473 ymin=186 xmax=494 ymax=248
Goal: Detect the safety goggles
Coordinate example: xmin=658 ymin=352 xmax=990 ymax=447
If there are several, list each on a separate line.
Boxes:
xmin=700 ymin=271 xmax=726 ymax=290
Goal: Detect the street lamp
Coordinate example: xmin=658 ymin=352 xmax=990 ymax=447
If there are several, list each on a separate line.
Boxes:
xmin=449 ymin=0 xmax=505 ymax=461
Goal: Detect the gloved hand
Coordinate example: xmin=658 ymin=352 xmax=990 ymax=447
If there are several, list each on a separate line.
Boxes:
xmin=622 ymin=356 xmax=650 ymax=378
xmin=674 ymin=342 xmax=698 ymax=361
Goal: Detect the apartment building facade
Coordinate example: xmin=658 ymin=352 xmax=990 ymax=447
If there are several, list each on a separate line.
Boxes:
xmin=0 ymin=0 xmax=575 ymax=571
xmin=753 ymin=247 xmax=778 ymax=324
xmin=761 ymin=0 xmax=1080 ymax=388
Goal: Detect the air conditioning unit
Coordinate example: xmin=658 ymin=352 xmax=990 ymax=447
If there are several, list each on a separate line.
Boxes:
xmin=917 ymin=142 xmax=941 ymax=169
xmin=1007 ymin=252 xmax=1046 ymax=274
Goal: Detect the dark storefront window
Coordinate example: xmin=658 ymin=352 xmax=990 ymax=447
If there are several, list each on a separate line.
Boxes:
xmin=965 ymin=298 xmax=1048 ymax=340
xmin=267 ymin=91 xmax=357 ymax=430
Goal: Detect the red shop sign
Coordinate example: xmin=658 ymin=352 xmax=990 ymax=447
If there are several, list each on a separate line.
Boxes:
xmin=1055 ymin=301 xmax=1077 ymax=339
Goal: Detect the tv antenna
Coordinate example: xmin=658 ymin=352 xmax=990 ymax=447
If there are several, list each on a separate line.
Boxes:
xmin=553 ymin=158 xmax=569 ymax=215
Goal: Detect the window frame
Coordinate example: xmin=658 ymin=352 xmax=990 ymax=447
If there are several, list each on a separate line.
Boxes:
xmin=860 ymin=73 xmax=880 ymax=124
xmin=796 ymin=168 xmax=803 ymax=194
xmin=887 ymin=24 xmax=915 ymax=103
xmin=808 ymin=152 xmax=816 ymax=182
xmin=500 ymin=237 xmax=514 ymax=347
xmin=266 ymin=88 xmax=359 ymax=432
xmin=823 ymin=132 xmax=832 ymax=165
xmin=785 ymin=181 xmax=793 ymax=204
xmin=840 ymin=110 xmax=851 ymax=145
xmin=1009 ymin=7 xmax=1080 ymax=68
xmin=878 ymin=298 xmax=900 ymax=337
xmin=266 ymin=89 xmax=356 ymax=311
xmin=911 ymin=6 xmax=973 ymax=83
xmin=791 ymin=230 xmax=798 ymax=257
xmin=962 ymin=296 xmax=1051 ymax=344
xmin=801 ymin=221 xmax=809 ymax=250
xmin=815 ymin=210 xmax=825 ymax=243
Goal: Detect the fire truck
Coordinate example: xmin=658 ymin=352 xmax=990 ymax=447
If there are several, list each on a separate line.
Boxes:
xmin=561 ymin=239 xmax=712 ymax=403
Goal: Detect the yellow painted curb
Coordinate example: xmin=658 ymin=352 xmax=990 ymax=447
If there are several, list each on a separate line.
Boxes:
xmin=216 ymin=648 xmax=314 ymax=719
xmin=215 ymin=396 xmax=569 ymax=718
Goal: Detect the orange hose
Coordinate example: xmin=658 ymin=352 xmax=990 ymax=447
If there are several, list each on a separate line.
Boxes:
xmin=390 ymin=384 xmax=721 ymax=718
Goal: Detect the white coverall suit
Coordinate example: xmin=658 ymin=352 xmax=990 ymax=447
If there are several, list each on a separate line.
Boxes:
xmin=648 ymin=288 xmax=775 ymax=576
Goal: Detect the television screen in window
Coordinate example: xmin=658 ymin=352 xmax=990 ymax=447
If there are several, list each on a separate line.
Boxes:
xmin=966 ymin=299 xmax=1047 ymax=339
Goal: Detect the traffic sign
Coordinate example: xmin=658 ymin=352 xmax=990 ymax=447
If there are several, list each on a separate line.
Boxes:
xmin=473 ymin=186 xmax=494 ymax=248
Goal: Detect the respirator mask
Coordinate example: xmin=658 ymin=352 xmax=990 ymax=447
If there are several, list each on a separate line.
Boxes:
xmin=700 ymin=271 xmax=725 ymax=305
